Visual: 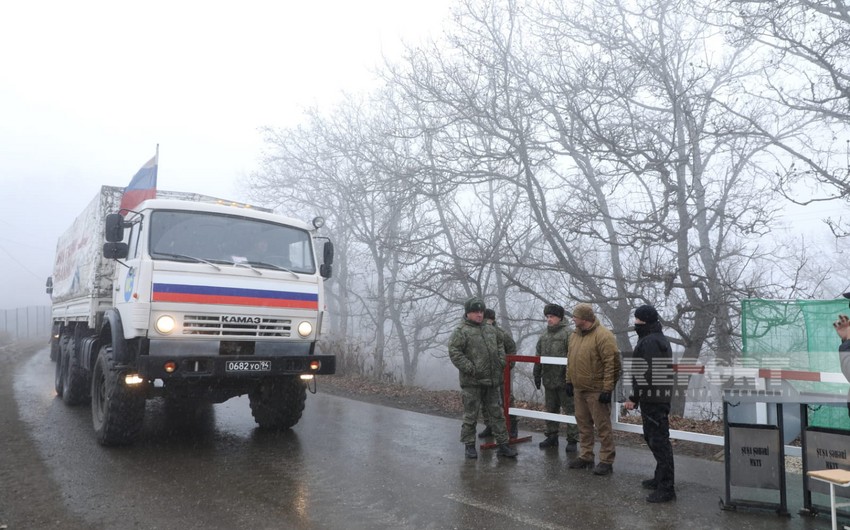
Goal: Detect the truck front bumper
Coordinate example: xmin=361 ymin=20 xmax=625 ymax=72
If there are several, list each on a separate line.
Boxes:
xmin=138 ymin=354 xmax=336 ymax=379
xmin=138 ymin=338 xmax=336 ymax=378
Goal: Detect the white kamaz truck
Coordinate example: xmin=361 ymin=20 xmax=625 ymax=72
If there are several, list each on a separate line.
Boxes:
xmin=47 ymin=185 xmax=335 ymax=445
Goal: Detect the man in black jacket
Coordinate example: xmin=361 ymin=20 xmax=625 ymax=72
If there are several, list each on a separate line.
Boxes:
xmin=624 ymin=305 xmax=675 ymax=503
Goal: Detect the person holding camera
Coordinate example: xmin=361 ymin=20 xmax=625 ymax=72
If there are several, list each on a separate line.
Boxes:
xmin=835 ymin=313 xmax=850 ymax=417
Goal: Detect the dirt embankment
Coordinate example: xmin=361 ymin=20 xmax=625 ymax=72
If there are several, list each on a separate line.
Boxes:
xmin=0 ymin=341 xmax=91 ymax=529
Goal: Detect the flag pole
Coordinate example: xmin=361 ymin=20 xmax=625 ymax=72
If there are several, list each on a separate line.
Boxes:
xmin=154 ymin=144 xmax=159 ymax=197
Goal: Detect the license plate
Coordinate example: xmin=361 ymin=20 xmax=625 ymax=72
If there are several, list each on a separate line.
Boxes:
xmin=225 ymin=360 xmax=271 ymax=372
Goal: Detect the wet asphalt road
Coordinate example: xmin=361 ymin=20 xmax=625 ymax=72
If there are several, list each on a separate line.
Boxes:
xmin=12 ymin=347 xmax=837 ymax=529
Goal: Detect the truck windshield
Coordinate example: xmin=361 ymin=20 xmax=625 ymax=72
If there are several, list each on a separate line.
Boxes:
xmin=149 ymin=210 xmax=316 ymax=274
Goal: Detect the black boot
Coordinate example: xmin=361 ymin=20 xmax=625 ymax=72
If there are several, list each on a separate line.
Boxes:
xmin=568 ymin=458 xmax=594 ymax=469
xmin=538 ymin=435 xmax=559 ymax=448
xmin=497 ymin=443 xmax=518 ymax=458
xmin=477 ymin=426 xmax=493 ymax=438
xmin=646 ymin=490 xmax=676 ymax=503
xmin=465 ymin=444 xmax=478 ymax=459
xmin=509 ymin=419 xmax=519 ymax=439
xmin=592 ymin=462 xmax=613 ymax=476
xmin=641 ymin=478 xmax=658 ymax=490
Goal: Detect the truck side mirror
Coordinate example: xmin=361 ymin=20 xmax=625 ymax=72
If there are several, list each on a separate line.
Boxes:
xmin=104 ymin=213 xmax=126 ymax=243
xmin=320 ymin=264 xmax=333 ymax=279
xmin=103 ymin=242 xmax=129 ymax=260
xmin=45 ymin=276 xmax=53 ymax=295
xmin=323 ymin=241 xmax=334 ymax=266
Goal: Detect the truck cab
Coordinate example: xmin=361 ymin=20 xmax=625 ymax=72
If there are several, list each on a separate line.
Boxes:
xmin=50 ymin=187 xmax=335 ymax=445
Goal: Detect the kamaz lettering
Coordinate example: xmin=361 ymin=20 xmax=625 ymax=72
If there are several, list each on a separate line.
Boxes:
xmin=223 ymin=316 xmax=262 ymax=324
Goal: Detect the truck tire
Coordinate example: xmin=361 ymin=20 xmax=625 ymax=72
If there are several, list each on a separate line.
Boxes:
xmin=50 ymin=335 xmax=60 ymax=362
xmin=249 ymin=377 xmax=306 ymax=430
xmin=91 ymin=344 xmax=145 ymax=446
xmin=61 ymin=336 xmax=89 ymax=406
xmin=54 ymin=347 xmax=65 ymax=397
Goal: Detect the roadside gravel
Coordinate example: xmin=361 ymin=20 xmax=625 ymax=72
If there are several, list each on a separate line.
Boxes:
xmin=0 ymin=341 xmax=90 ymax=529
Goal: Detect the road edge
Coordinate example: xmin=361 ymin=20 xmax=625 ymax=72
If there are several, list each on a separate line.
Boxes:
xmin=0 ymin=341 xmax=94 ymax=529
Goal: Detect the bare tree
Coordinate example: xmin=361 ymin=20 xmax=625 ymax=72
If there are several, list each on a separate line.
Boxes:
xmin=382 ymin=0 xmax=828 ymax=411
xmin=250 ymin=113 xmax=357 ymax=342
xmin=247 ymin=0 xmax=836 ymax=403
xmin=732 ymin=0 xmax=850 ymax=234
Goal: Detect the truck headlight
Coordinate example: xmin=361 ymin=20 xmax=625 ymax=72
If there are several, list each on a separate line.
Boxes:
xmin=125 ymin=374 xmax=145 ymax=385
xmin=155 ymin=315 xmax=176 ymax=334
xmin=297 ymin=321 xmax=313 ymax=337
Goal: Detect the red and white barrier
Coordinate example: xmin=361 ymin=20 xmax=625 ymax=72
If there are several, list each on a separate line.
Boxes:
xmin=500 ymin=354 xmax=848 ymax=453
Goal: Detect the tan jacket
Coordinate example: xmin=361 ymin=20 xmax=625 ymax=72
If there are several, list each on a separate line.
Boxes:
xmin=566 ymin=318 xmax=621 ymax=392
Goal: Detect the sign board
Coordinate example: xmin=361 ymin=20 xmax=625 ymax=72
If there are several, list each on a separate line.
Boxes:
xmin=728 ymin=423 xmax=782 ymax=490
xmin=805 ymin=429 xmax=850 ymax=498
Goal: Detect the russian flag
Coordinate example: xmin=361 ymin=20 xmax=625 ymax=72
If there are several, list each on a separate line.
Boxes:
xmin=119 ymin=149 xmax=158 ymax=214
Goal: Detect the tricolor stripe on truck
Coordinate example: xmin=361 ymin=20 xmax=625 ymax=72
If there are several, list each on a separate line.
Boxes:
xmin=151 ymin=273 xmax=319 ymax=309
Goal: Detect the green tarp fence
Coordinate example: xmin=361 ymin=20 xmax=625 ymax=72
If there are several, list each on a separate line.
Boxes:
xmin=742 ymin=298 xmax=850 ymax=430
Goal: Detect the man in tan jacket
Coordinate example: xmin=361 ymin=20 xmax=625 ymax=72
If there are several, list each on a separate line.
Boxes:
xmin=566 ymin=303 xmax=621 ymax=475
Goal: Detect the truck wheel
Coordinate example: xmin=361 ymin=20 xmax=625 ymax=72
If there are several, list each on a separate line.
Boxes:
xmin=61 ymin=337 xmax=89 ymax=406
xmin=54 ymin=346 xmax=65 ymax=397
xmin=91 ymin=344 xmax=145 ymax=446
xmin=249 ymin=377 xmax=306 ymax=430
xmin=50 ymin=336 xmax=60 ymax=362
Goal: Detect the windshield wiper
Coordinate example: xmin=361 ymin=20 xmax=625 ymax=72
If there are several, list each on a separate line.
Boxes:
xmin=154 ymin=252 xmax=222 ymax=271
xmin=243 ymin=260 xmax=299 ymax=278
xmin=233 ymin=260 xmax=264 ymax=276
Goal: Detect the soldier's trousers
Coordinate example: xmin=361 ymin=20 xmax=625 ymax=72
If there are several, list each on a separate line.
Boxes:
xmin=461 ymin=384 xmax=508 ymax=445
xmin=641 ymin=402 xmax=675 ymax=493
xmin=574 ymin=389 xmax=615 ymax=464
xmin=480 ymin=384 xmax=517 ymax=429
xmin=543 ymin=386 xmax=579 ymax=442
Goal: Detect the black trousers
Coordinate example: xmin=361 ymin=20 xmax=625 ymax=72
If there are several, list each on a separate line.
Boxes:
xmin=641 ymin=402 xmax=675 ymax=493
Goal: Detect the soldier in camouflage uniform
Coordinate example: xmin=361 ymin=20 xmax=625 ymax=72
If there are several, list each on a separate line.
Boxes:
xmin=533 ymin=303 xmax=579 ymax=452
xmin=478 ymin=308 xmax=519 ymax=439
xmin=448 ymin=297 xmax=518 ymax=459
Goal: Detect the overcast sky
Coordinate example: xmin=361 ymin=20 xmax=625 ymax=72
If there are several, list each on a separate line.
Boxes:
xmin=0 ymin=0 xmax=452 ymax=309
xmin=1 ymin=1 xmax=845 ymax=312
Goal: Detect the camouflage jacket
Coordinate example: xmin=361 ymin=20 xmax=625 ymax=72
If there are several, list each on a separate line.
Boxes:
xmin=533 ymin=321 xmax=569 ymax=389
xmin=493 ymin=324 xmax=517 ymax=355
xmin=449 ymin=317 xmax=506 ymax=387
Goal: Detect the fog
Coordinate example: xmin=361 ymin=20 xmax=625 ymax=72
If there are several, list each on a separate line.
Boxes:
xmin=0 ymin=0 xmax=452 ymax=310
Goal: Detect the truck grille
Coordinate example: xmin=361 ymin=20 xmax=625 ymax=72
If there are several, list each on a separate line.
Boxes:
xmin=182 ymin=315 xmax=292 ymax=337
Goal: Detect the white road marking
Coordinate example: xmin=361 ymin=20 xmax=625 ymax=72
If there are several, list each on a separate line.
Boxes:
xmin=444 ymin=493 xmax=570 ymax=529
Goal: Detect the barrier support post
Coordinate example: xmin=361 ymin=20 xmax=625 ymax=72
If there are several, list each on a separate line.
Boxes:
xmin=480 ymin=354 xmax=532 ymax=449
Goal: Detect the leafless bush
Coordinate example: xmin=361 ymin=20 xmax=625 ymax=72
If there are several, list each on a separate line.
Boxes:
xmin=319 ymin=336 xmax=369 ymax=376
xmin=686 ymin=400 xmax=723 ymax=423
